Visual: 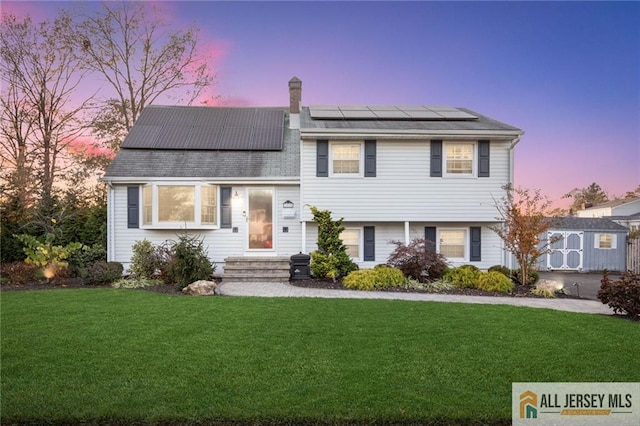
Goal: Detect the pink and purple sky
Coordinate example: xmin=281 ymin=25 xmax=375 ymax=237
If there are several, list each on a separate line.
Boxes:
xmin=3 ymin=1 xmax=639 ymax=208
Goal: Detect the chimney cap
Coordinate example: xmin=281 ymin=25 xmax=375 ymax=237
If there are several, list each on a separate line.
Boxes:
xmin=289 ymin=76 xmax=302 ymax=87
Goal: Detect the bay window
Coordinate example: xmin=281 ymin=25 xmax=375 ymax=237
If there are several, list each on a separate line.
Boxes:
xmin=142 ymin=183 xmax=218 ymax=228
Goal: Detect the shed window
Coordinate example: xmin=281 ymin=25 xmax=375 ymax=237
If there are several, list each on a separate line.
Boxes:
xmin=595 ymin=233 xmax=616 ymax=249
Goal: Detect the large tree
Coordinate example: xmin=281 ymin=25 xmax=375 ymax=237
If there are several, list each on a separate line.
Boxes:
xmin=563 ymin=182 xmax=608 ymax=212
xmin=76 ymin=1 xmax=214 ymax=151
xmin=0 ymin=13 xmax=92 ymax=211
xmin=491 ymin=184 xmax=557 ymax=285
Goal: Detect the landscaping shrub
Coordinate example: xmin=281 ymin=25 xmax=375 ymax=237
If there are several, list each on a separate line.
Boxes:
xmin=309 ymin=206 xmax=358 ymax=280
xmin=387 ymin=238 xmax=449 ymax=282
xmin=488 ymin=265 xmax=511 ymax=279
xmin=531 ymin=279 xmax=569 ymax=298
xmin=130 ymin=239 xmax=160 ymax=279
xmin=164 ymin=234 xmax=215 ymax=289
xmin=343 ymin=270 xmax=378 ymax=291
xmin=373 ymin=264 xmax=406 ymax=287
xmin=84 ymin=261 xmax=124 ymax=285
xmin=1 ymin=262 xmax=40 ymax=285
xmin=343 ymin=266 xmax=405 ymax=291
xmin=67 ymin=244 xmax=107 ymax=278
xmin=512 ymin=268 xmax=539 ymax=286
xmin=598 ymin=271 xmax=640 ymax=318
xmin=444 ymin=265 xmax=482 ymax=289
xmin=112 ymin=278 xmax=163 ymax=289
xmin=477 ymin=271 xmax=514 ymax=293
xmin=15 ymin=233 xmax=82 ymax=270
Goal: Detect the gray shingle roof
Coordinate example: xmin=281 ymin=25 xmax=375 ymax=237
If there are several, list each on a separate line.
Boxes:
xmin=121 ymin=106 xmax=285 ymax=151
xmin=547 ymin=217 xmax=628 ymax=232
xmin=300 ymin=107 xmax=523 ymax=134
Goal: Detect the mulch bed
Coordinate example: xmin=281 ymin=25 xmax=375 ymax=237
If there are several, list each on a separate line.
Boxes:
xmin=2 ymin=277 xmax=583 ymax=299
xmin=290 ymin=277 xmax=584 ymax=299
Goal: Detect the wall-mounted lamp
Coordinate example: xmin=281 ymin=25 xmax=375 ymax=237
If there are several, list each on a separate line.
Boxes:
xmin=283 ymin=200 xmax=294 ymax=209
xmin=282 ymin=200 xmax=296 ymax=219
xmin=233 ymin=191 xmax=241 ymax=200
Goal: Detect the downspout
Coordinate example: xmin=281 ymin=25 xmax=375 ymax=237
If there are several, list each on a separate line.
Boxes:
xmin=104 ymin=179 xmax=115 ymax=262
xmin=505 ymin=135 xmax=522 ymax=269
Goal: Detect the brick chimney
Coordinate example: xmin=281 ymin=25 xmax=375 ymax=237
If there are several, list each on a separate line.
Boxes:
xmin=289 ymin=76 xmax=302 ymax=113
xmin=288 ymin=76 xmax=301 ymax=129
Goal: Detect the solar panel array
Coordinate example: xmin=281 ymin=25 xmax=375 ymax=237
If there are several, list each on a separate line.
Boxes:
xmin=308 ymin=105 xmax=478 ymax=121
xmin=121 ymin=107 xmax=285 ymax=151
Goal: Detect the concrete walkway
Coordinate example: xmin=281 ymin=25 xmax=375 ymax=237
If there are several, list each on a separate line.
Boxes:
xmin=217 ymin=281 xmax=615 ymax=316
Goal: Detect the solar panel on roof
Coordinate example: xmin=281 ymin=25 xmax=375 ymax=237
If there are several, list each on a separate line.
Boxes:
xmin=308 ymin=105 xmax=478 ymax=121
xmin=121 ymin=106 xmax=285 ymax=151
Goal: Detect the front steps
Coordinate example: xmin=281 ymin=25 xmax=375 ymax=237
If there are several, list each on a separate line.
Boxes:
xmin=222 ymin=256 xmax=291 ymax=283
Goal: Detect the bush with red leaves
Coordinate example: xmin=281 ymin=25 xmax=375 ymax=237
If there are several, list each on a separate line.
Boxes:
xmin=387 ymin=238 xmax=449 ymax=283
xmin=598 ymin=271 xmax=640 ymax=318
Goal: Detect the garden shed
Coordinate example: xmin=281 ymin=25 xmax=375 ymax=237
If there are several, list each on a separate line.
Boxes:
xmin=536 ymin=217 xmax=628 ymax=272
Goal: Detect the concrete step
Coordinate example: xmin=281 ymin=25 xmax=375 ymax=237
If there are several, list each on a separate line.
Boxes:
xmin=222 ymin=256 xmax=291 ymax=283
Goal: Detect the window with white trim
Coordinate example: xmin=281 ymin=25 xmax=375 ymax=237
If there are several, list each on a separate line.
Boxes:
xmin=439 ymin=229 xmax=467 ymax=259
xmin=595 ymin=233 xmax=616 ymax=249
xmin=142 ymin=183 xmax=218 ymax=228
xmin=444 ymin=143 xmax=474 ymax=176
xmin=341 ymin=228 xmax=361 ymax=260
xmin=331 ymin=143 xmax=361 ymax=176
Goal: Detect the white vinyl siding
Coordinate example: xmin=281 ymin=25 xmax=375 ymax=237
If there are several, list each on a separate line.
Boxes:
xmin=304 ymin=222 xmax=504 ymax=270
xmin=108 ymin=184 xmax=302 ymax=271
xmin=302 ymin=139 xmax=511 ymax=222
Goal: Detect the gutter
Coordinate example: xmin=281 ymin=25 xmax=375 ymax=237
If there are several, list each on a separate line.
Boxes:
xmin=300 ymin=129 xmax=524 ymax=140
xmin=508 ymin=135 xmax=522 ymax=186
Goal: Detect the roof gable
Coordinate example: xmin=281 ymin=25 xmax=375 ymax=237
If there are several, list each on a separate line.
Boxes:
xmin=121 ymin=106 xmax=285 ymax=151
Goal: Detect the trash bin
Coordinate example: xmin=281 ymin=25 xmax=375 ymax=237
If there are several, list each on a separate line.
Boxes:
xmin=290 ymin=252 xmax=311 ymax=280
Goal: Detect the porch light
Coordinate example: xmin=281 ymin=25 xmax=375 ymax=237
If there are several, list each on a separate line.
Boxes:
xmin=233 ymin=191 xmax=241 ymax=200
xmin=283 ymin=200 xmax=294 ymax=209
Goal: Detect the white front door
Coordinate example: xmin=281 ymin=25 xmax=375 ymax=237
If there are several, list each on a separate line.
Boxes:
xmin=246 ymin=188 xmax=275 ymax=252
xmin=547 ymin=231 xmax=583 ymax=271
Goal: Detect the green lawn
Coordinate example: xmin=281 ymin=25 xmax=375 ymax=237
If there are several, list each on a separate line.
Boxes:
xmin=1 ymin=289 xmax=639 ymax=425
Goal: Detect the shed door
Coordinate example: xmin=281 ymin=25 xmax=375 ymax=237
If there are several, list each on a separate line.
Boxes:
xmin=547 ymin=231 xmax=583 ymax=271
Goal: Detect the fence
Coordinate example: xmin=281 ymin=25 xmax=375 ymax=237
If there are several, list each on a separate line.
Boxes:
xmin=628 ymin=237 xmax=640 ymax=273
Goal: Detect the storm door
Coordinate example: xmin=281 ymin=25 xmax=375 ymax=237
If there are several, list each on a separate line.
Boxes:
xmin=247 ymin=189 xmax=274 ymax=251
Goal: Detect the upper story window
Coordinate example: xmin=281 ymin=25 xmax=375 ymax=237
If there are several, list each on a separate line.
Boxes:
xmin=331 ymin=143 xmax=362 ymax=176
xmin=445 ymin=143 xmax=474 ymax=176
xmin=142 ymin=184 xmax=217 ymax=229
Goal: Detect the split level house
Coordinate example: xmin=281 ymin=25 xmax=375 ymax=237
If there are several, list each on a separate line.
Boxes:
xmin=103 ymin=77 xmax=525 ymax=276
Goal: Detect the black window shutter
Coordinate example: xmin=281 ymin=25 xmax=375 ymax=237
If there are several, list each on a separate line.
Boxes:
xmin=127 ymin=186 xmax=139 ymax=229
xmin=317 ymin=140 xmax=328 ymax=177
xmin=424 ymin=226 xmax=436 ymax=252
xmin=470 ymin=226 xmax=482 ymax=261
xmin=430 ymin=140 xmax=442 ymax=177
xmin=220 ymin=187 xmax=232 ymax=228
xmin=363 ymin=226 xmax=375 ymax=261
xmin=364 ymin=140 xmax=376 ymax=177
xmin=478 ymin=140 xmax=490 ymax=177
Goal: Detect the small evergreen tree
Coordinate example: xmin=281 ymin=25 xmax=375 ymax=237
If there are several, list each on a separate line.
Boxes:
xmin=309 ymin=206 xmax=357 ymax=281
